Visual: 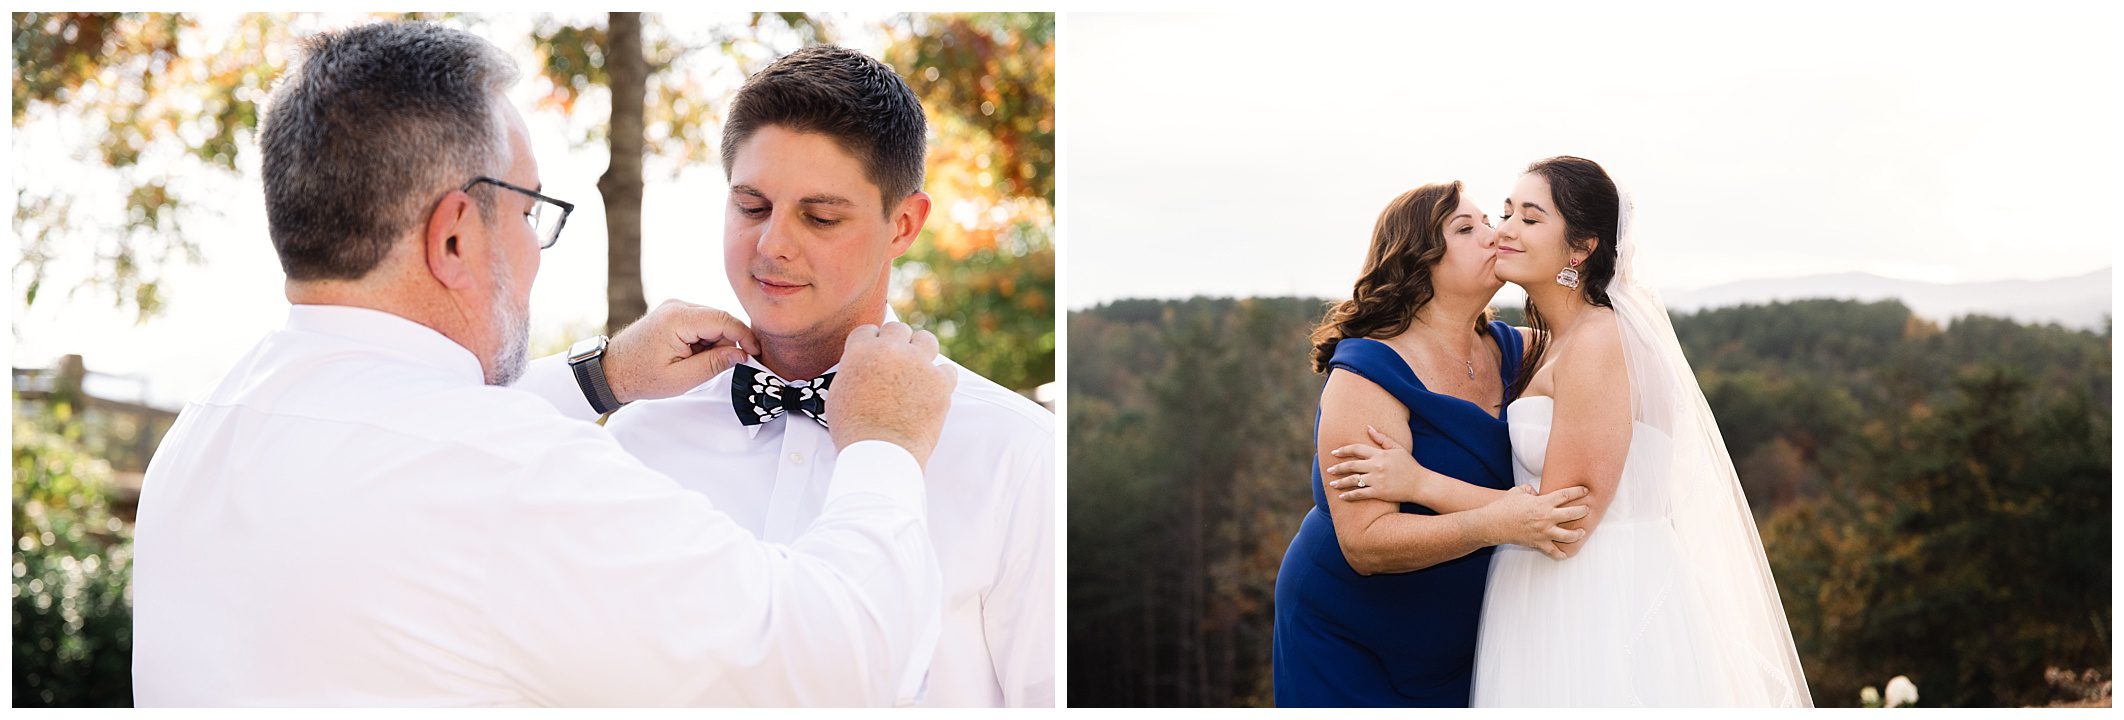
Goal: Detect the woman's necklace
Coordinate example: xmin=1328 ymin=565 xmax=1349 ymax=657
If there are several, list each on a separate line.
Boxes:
xmin=1393 ymin=324 xmax=1502 ymax=413
xmin=1403 ymin=324 xmax=1479 ymax=380
xmin=1437 ymin=329 xmax=1479 ymax=380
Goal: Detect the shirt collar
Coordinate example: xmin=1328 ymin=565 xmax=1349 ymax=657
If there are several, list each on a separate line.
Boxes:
xmin=728 ymin=304 xmax=899 ymax=438
xmin=283 ymin=304 xmax=486 ymax=384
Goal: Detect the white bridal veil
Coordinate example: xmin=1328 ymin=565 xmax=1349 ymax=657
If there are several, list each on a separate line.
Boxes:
xmin=1606 ymin=187 xmax=1814 ymax=706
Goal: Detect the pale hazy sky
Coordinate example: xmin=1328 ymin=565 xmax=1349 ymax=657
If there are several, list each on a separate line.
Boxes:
xmin=8 ymin=13 xmax=895 ymax=408
xmin=1064 ymin=10 xmax=2123 ymax=308
xmin=9 ymin=10 xmax=2122 ymax=408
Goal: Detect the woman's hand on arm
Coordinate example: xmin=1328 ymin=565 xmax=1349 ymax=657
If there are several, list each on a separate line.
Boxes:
xmin=1319 ymin=371 xmax=1482 ymax=575
xmin=1463 ymin=485 xmax=1591 ymax=557
xmin=1318 ymin=372 xmax=1588 ymax=572
xmin=1321 ymin=408 xmax=1591 ymax=560
xmin=1323 ymin=426 xmax=1436 ymax=504
xmin=1327 ymin=426 xmax=1505 ymax=513
xmin=1329 ymin=442 xmax=1589 ymax=557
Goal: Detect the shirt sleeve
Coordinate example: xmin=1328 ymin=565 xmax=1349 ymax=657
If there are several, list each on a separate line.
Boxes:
xmin=512 ymin=353 xmax=604 ymax=421
xmin=981 ymin=427 xmax=1057 ymax=707
xmin=479 ymin=423 xmax=942 ymax=707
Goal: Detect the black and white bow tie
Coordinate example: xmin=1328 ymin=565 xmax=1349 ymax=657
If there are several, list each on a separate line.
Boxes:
xmin=732 ymin=365 xmax=833 ymax=428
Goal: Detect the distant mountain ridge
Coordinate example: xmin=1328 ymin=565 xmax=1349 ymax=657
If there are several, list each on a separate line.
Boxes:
xmin=1661 ymin=268 xmax=2111 ymax=329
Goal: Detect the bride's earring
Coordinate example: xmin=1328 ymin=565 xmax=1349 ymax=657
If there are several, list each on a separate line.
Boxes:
xmin=1555 ymin=257 xmax=1583 ymax=289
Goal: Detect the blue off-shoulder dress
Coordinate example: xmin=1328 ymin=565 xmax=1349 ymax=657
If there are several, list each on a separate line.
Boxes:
xmin=1271 ymin=321 xmax=1524 ymax=707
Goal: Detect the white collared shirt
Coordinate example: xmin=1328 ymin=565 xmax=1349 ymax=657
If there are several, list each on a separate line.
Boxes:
xmin=516 ymin=330 xmax=1056 ymax=707
xmin=131 ymin=305 xmax=941 ymax=707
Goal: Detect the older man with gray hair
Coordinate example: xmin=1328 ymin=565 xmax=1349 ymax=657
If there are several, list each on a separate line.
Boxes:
xmin=131 ymin=21 xmax=955 ymax=707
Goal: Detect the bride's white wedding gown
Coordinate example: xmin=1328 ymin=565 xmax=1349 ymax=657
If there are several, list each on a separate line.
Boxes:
xmin=1470 ymin=396 xmax=1799 ymax=707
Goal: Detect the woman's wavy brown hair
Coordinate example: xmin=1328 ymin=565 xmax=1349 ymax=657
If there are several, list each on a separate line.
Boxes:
xmin=1309 ymin=181 xmax=1489 ymax=373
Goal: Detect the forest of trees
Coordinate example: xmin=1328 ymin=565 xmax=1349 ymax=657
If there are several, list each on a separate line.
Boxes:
xmin=1067 ymin=296 xmax=2111 ymax=708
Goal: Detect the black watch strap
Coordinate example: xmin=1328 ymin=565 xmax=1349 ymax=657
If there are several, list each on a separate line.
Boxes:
xmin=569 ymin=347 xmax=624 ymax=415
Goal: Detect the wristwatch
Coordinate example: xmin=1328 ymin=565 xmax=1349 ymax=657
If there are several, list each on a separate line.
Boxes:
xmin=567 ymin=335 xmax=625 ymax=415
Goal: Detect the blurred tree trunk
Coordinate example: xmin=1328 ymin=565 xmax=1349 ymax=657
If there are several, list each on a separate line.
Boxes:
xmin=598 ymin=12 xmax=647 ymax=335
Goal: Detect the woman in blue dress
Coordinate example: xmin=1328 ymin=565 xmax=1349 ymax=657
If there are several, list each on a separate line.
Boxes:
xmin=1271 ymin=181 xmax=1591 ymax=707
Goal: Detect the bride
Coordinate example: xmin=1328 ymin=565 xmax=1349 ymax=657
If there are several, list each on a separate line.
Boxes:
xmin=1329 ymin=157 xmax=1810 ymax=706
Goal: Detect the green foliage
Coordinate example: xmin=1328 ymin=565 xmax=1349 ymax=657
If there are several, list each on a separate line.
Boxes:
xmin=1067 ymin=296 xmax=2111 ymax=707
xmin=528 ymin=14 xmax=728 ymax=165
xmin=885 ymin=12 xmax=1056 ymax=390
xmin=528 ymin=23 xmax=612 ymax=113
xmin=1069 ymin=297 xmax=1324 ymax=707
xmin=883 ymin=12 xmax=1054 ymax=205
xmin=11 ymin=12 xmax=436 ymax=322
xmin=897 ymin=227 xmax=1054 ymax=390
xmin=14 ymin=13 xmax=261 ymax=319
xmin=1765 ymin=367 xmax=2111 ymax=707
xmin=12 ymin=402 xmax=135 ymax=707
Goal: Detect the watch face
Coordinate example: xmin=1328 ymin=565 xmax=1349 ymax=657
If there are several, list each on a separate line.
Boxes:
xmin=568 ymin=336 xmax=605 ymax=363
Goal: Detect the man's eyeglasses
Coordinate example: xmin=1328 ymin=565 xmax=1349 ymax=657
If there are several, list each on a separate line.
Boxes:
xmin=462 ymin=176 xmax=574 ymax=249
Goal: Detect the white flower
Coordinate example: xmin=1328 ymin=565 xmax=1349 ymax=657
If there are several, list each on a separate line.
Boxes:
xmin=1885 ymin=675 xmax=1918 ymax=708
xmin=1860 ymin=686 xmax=1881 ymax=707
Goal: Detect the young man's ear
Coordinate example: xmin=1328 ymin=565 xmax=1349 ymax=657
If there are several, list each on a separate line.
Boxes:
xmin=424 ymin=189 xmax=479 ymax=290
xmin=886 ymin=191 xmax=932 ymax=260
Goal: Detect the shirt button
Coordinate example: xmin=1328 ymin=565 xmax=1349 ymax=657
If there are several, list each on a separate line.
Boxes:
xmin=789 ymin=452 xmax=805 ymax=466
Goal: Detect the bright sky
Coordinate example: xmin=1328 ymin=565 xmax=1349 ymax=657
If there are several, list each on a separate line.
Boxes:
xmin=1063 ymin=10 xmax=2124 ymax=308
xmin=8 ymin=13 xmax=896 ymax=409
xmin=10 ymin=10 xmax=2122 ymax=408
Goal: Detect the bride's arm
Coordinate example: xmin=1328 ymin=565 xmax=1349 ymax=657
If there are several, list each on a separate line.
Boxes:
xmin=1534 ymin=315 xmax=1633 ymax=559
xmin=1319 ymin=371 xmax=1584 ymax=575
xmin=1323 ymin=430 xmax=1511 ymax=514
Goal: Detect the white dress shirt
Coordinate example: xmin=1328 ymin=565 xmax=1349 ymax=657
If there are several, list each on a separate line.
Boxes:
xmin=131 ymin=305 xmax=941 ymax=707
xmin=516 ymin=320 xmax=1056 ymax=707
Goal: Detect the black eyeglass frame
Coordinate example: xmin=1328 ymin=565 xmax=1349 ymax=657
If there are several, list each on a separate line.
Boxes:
xmin=462 ymin=176 xmax=575 ymax=249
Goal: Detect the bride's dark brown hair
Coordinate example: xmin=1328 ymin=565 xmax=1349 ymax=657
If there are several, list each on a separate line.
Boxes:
xmin=1309 ymin=181 xmax=1489 ymax=374
xmin=1508 ymin=156 xmax=1622 ymax=400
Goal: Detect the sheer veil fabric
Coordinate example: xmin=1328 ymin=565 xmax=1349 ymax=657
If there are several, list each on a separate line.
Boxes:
xmin=1603 ymin=187 xmax=1812 ymax=706
xmin=1470 ymin=186 xmax=1811 ymax=707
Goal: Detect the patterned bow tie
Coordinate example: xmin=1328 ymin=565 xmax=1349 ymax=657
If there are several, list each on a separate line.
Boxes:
xmin=732 ymin=365 xmax=833 ymax=428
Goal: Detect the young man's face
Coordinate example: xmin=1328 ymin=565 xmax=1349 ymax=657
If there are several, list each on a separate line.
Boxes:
xmin=723 ymin=124 xmax=927 ymax=349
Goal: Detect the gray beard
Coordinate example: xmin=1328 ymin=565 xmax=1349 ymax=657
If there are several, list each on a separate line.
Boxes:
xmin=487 ymin=252 xmax=529 ymax=387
